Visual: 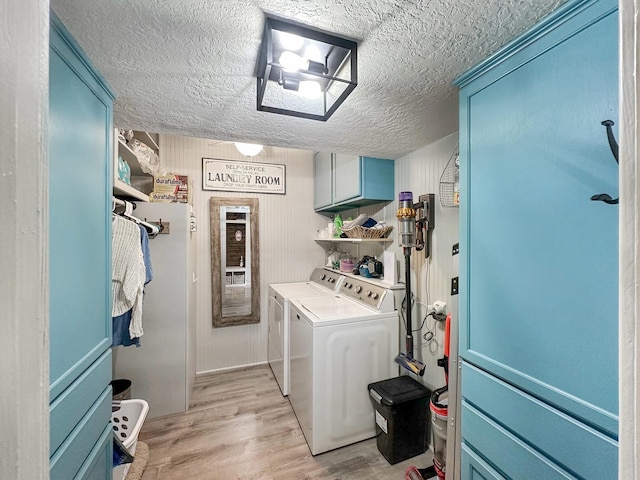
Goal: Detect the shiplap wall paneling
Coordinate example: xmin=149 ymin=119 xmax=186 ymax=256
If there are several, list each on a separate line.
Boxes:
xmin=319 ymin=134 xmax=460 ymax=392
xmin=392 ymin=133 xmax=460 ymax=391
xmin=159 ymin=135 xmax=326 ymax=373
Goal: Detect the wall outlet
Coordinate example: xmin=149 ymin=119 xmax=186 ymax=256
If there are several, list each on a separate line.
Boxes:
xmin=433 ymin=300 xmax=446 ymax=314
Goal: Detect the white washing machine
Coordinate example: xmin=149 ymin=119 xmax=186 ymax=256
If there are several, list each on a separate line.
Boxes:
xmin=288 ymin=277 xmax=399 ymax=455
xmin=268 ymin=268 xmax=344 ymax=396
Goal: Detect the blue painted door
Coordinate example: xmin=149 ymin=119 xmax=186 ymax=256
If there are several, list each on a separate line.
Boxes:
xmin=49 ymin=12 xmax=114 ymax=479
xmin=456 ymin=0 xmax=618 ymax=476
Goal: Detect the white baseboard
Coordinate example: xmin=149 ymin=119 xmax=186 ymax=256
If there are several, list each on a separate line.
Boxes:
xmin=196 ymin=361 xmax=268 ymax=377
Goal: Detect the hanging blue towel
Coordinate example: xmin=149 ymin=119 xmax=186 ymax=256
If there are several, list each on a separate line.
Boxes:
xmin=112 ymin=310 xmax=140 ymax=347
xmin=139 ymin=225 xmax=153 ymax=285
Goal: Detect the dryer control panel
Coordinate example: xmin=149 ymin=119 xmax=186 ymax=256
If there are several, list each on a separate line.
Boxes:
xmin=339 ymin=278 xmax=393 ymax=312
xmin=310 ymin=268 xmax=344 ymax=291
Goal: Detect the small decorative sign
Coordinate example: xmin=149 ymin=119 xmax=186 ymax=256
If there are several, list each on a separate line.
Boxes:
xmin=150 ymin=174 xmax=191 ymax=203
xmin=202 ymin=158 xmax=286 ymax=195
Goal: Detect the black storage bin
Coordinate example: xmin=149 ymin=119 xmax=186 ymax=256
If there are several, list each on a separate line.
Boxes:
xmin=368 ymin=375 xmax=431 ymax=464
xmin=110 ymin=379 xmax=132 ymax=401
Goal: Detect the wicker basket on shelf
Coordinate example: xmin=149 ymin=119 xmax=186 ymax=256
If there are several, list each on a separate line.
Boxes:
xmin=341 ymin=225 xmax=393 ymax=239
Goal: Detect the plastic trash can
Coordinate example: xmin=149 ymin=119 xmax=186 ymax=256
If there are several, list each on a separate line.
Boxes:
xmin=110 ymin=379 xmax=132 ymax=401
xmin=368 ymin=375 xmax=431 ymax=464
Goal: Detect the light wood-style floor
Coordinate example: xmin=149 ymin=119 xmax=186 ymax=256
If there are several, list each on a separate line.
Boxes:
xmin=139 ymin=365 xmax=433 ymax=480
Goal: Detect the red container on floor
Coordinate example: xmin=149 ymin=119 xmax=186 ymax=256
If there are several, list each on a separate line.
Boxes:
xmin=430 ymin=387 xmax=448 ymax=480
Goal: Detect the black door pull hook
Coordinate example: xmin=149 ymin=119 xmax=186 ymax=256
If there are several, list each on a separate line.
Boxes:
xmin=591 ymin=120 xmax=618 ymax=205
xmin=590 ymin=193 xmax=618 ymax=205
xmin=601 ymin=120 xmax=618 ymax=164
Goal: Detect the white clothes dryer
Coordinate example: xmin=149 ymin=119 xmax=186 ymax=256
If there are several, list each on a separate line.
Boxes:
xmin=267 ymin=268 xmax=344 ymax=396
xmin=288 ymin=277 xmax=399 ymax=455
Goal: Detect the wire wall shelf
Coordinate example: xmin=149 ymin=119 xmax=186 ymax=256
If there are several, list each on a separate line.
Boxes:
xmin=439 ymin=146 xmax=460 ymax=207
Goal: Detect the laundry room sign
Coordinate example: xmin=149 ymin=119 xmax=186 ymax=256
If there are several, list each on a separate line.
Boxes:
xmin=202 ymin=158 xmax=286 ymax=195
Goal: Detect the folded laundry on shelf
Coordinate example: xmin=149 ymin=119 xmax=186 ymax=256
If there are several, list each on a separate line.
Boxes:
xmin=342 ymin=213 xmax=368 ymax=230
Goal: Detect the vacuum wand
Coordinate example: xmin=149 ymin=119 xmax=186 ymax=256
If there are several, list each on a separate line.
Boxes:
xmin=404 ymin=252 xmax=413 ymax=357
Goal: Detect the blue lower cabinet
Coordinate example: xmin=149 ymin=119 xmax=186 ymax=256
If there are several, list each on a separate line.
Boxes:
xmin=50 ymin=351 xmax=112 ymax=457
xmin=462 ymin=363 xmax=617 ymax=479
xmin=462 ymin=402 xmax=575 ymax=479
xmin=50 ymin=388 xmax=112 ymax=480
xmin=74 ymin=425 xmax=113 ymax=480
xmin=461 ymin=444 xmax=505 ymax=480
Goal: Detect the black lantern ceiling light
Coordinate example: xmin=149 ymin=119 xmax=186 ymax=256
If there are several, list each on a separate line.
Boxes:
xmin=256 ymin=17 xmax=358 ymax=121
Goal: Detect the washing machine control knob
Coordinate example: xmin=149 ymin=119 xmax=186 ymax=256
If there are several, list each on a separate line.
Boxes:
xmin=366 ymin=291 xmax=372 ymax=297
xmin=355 ymin=286 xmax=363 ymax=294
xmin=321 ymin=274 xmax=326 ymax=280
xmin=372 ymin=293 xmax=379 ymax=300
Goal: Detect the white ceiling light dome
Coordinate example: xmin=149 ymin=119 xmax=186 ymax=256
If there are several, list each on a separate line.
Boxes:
xmin=234 ymin=142 xmax=264 ymax=157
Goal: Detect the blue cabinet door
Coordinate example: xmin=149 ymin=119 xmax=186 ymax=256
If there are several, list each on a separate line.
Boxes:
xmin=314 ymin=152 xmax=333 ymax=209
xmin=461 ymin=444 xmax=505 ymax=480
xmin=333 ymin=154 xmax=362 ymax=203
xmin=456 ymin=0 xmax=619 ymax=476
xmin=49 ymin=11 xmax=114 ymax=479
xmin=314 ymin=154 xmax=395 ymax=213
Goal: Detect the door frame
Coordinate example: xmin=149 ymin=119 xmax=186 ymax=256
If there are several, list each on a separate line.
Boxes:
xmin=1 ymin=1 xmax=50 ymax=479
xmin=1 ymin=1 xmax=639 ymax=478
xmin=619 ymin=0 xmax=639 ymax=476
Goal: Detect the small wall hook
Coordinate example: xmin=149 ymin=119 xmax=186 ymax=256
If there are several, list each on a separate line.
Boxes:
xmin=591 ymin=120 xmax=619 ymax=205
xmin=601 ymin=120 xmax=618 ymax=164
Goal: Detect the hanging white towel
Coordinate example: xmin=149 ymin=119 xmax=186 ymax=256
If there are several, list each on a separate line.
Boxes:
xmin=112 ymin=215 xmax=146 ymax=338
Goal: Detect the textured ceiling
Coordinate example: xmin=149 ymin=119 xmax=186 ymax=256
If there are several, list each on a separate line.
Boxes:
xmin=51 ymin=0 xmax=566 ymax=159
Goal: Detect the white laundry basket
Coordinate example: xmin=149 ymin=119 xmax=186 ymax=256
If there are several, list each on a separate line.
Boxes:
xmin=112 ymin=399 xmax=149 ymax=480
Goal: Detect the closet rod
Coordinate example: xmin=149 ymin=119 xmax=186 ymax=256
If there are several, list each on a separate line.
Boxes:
xmin=112 ymin=196 xmax=160 ymax=238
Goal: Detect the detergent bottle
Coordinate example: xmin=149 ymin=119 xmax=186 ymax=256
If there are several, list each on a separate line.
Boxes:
xmin=333 ymin=213 xmax=342 ymax=237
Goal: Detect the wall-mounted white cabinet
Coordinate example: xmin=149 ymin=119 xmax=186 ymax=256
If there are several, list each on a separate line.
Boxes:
xmin=113 ymin=130 xmax=160 ymax=201
xmin=113 ymin=203 xmax=196 ymax=419
xmin=314 ymin=153 xmax=394 ymax=213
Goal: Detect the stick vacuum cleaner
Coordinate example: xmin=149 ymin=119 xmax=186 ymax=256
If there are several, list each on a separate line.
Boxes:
xmin=394 ymin=191 xmax=426 ymax=377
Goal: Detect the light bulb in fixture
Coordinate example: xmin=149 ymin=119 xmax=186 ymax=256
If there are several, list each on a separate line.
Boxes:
xmin=234 ymin=142 xmax=263 ymax=157
xmin=306 ymin=60 xmax=328 ymax=75
xmin=281 ymin=77 xmax=300 ymax=91
xmin=278 ymin=31 xmax=304 ymax=51
xmin=299 ymin=80 xmax=322 ymax=98
xmin=279 ymin=51 xmax=306 ymax=71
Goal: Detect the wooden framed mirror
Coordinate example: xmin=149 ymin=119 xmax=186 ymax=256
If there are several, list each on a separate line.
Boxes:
xmin=210 ymin=197 xmax=260 ymax=327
